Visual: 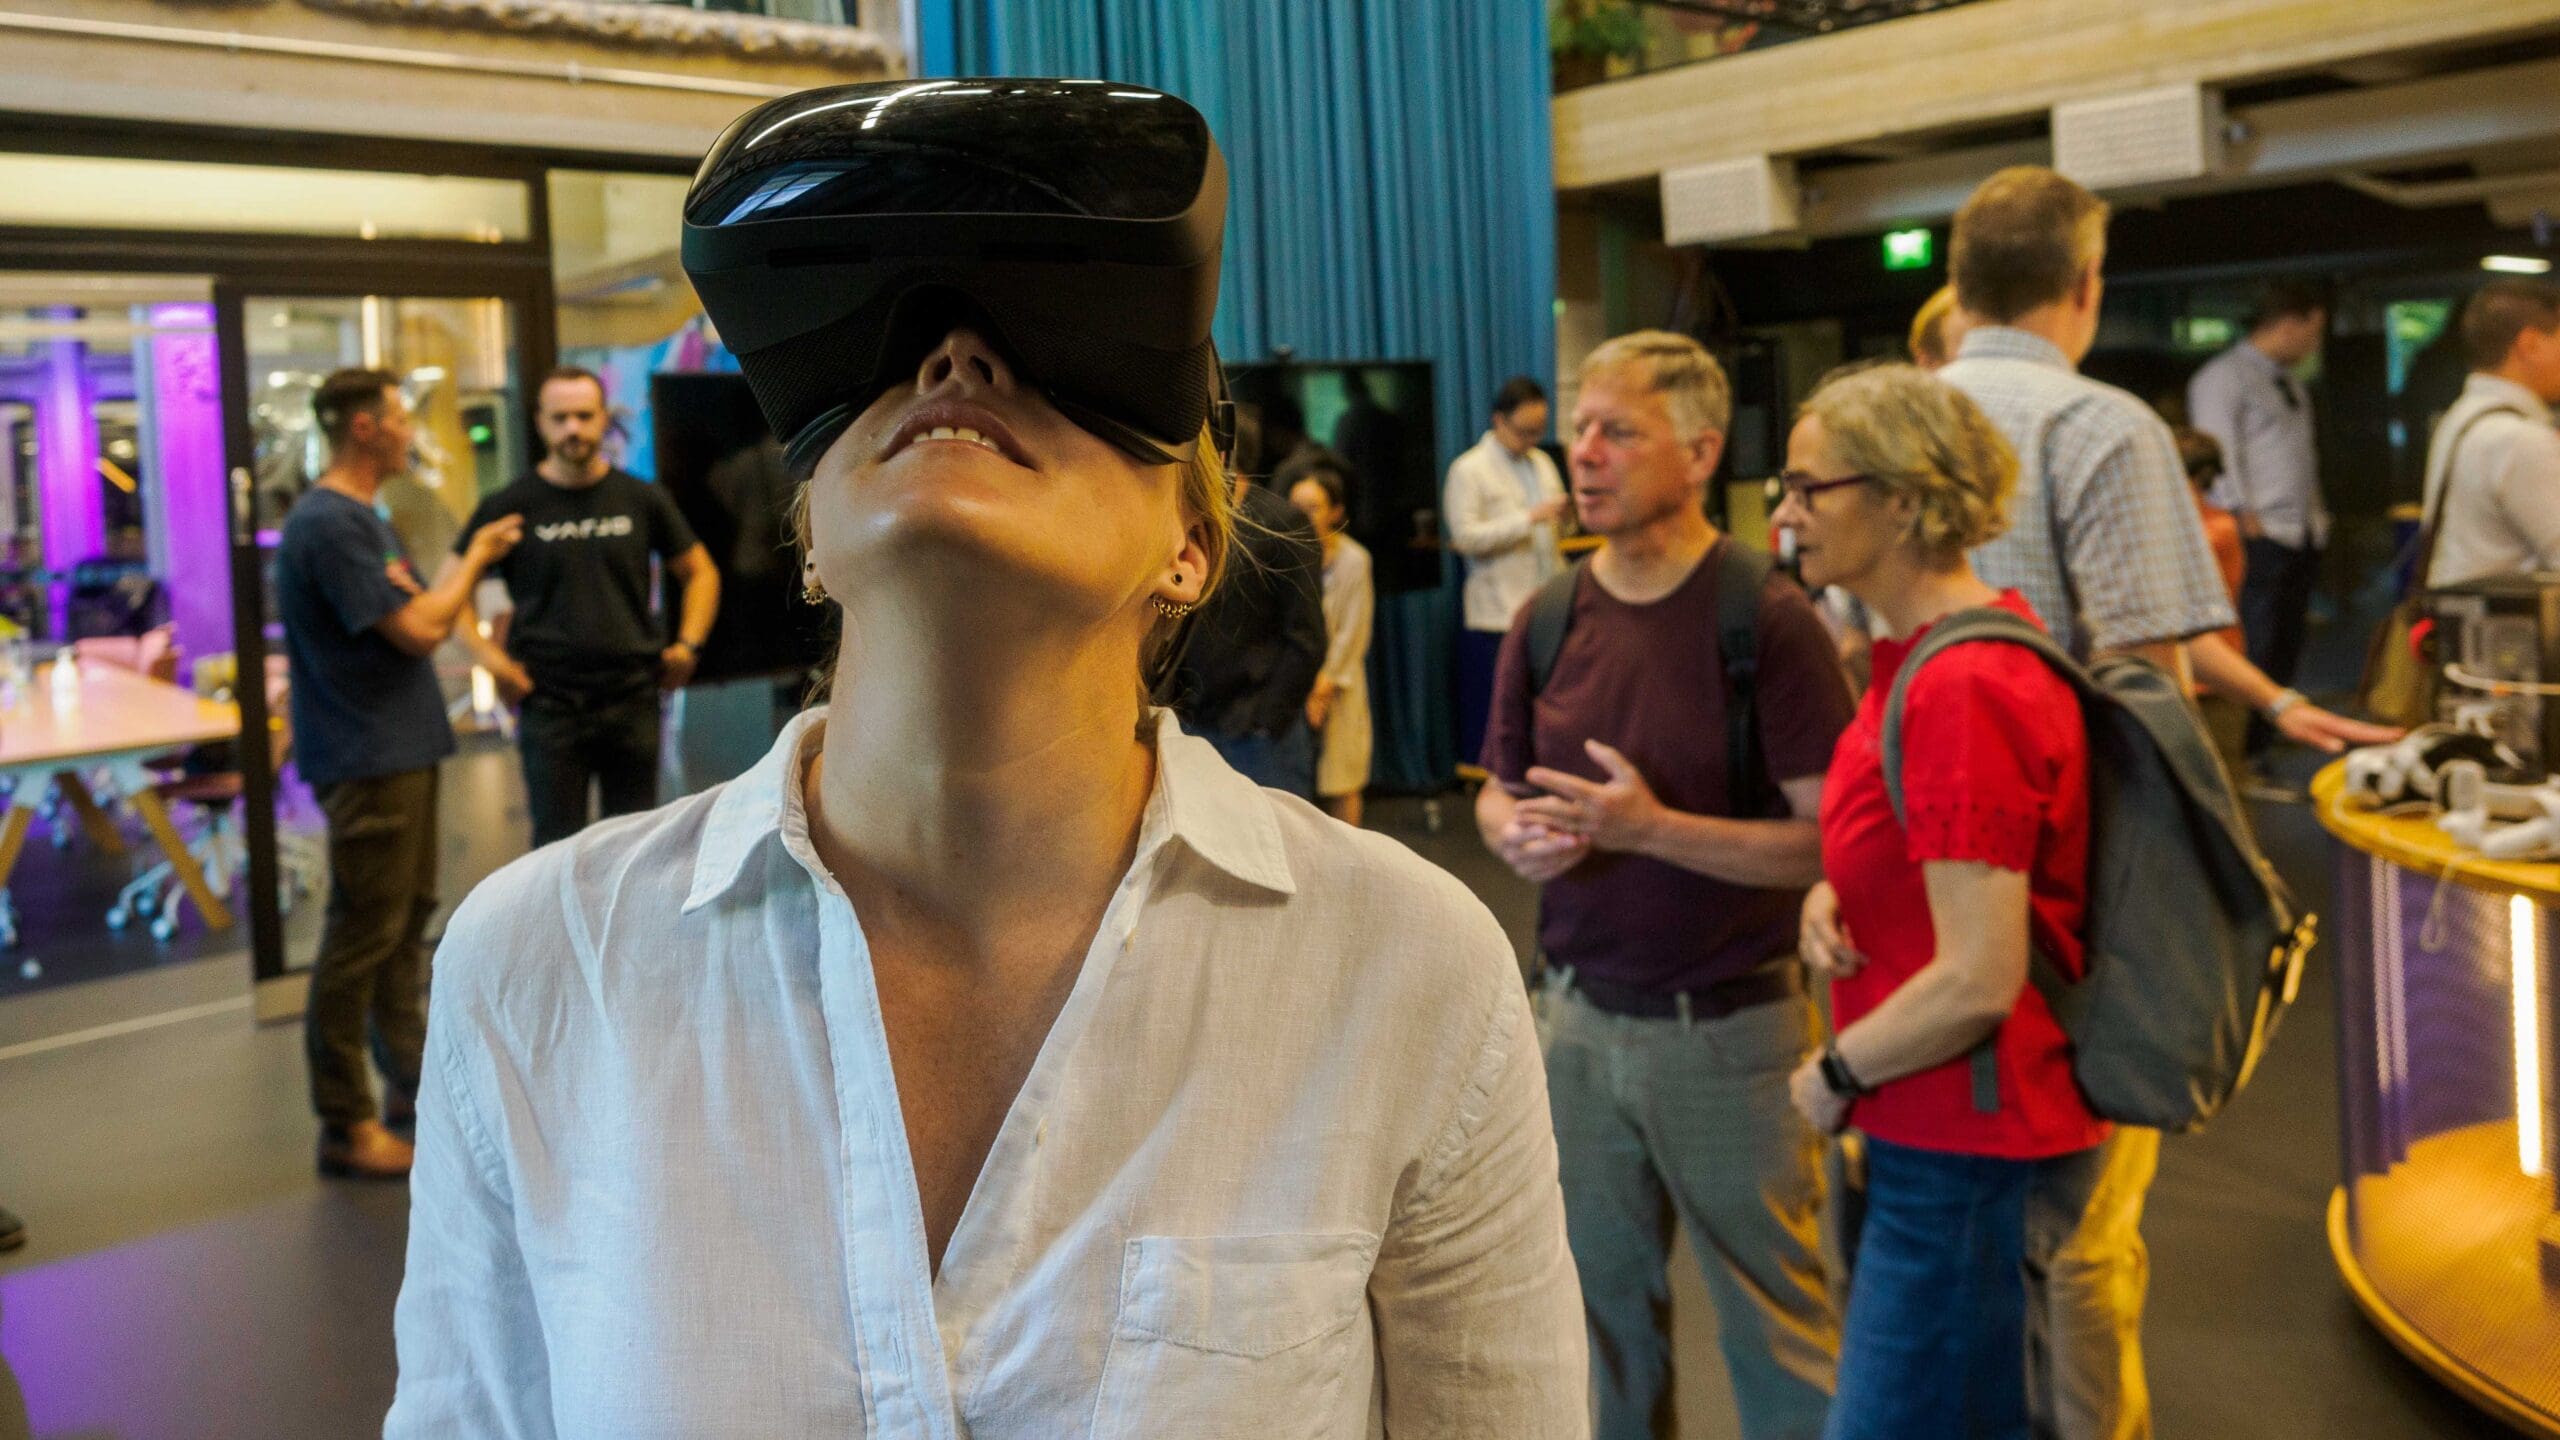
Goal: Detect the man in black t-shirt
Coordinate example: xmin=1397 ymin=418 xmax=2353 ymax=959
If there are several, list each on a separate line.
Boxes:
xmin=448 ymin=368 xmax=720 ymax=847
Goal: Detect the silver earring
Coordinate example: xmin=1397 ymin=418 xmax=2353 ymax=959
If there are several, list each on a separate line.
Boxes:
xmin=1152 ymin=596 xmax=1194 ymax=619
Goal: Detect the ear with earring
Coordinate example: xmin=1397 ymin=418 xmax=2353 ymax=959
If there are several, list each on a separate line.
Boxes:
xmin=1152 ymin=596 xmax=1193 ymax=620
xmin=801 ymin=559 xmax=827 ymax=606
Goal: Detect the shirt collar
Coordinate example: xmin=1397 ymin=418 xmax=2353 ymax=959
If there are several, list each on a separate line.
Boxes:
xmin=2464 ymin=371 xmax=2555 ymax=424
xmin=1955 ymin=326 xmax=2071 ymax=371
xmin=683 ymin=707 xmax=1296 ymax=914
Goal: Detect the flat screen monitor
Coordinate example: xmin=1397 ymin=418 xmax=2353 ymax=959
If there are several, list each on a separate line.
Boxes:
xmin=651 ymin=372 xmax=831 ymax=687
xmin=1225 ymin=359 xmax=1440 ymax=593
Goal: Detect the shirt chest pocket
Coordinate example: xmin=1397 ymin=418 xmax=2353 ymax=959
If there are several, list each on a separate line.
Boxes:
xmin=1089 ymin=1231 xmax=1381 ymax=1440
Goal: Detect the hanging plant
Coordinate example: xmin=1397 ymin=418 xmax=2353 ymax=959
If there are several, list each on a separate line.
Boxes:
xmin=1551 ymin=0 xmax=1647 ymax=90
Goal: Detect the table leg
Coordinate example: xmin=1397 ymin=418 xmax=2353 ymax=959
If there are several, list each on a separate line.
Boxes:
xmin=129 ymin=790 xmax=232 ymax=931
xmin=0 ymin=805 xmax=31 ymax=949
xmin=54 ymin=772 xmax=129 ymax=857
xmin=0 ymin=804 xmax=32 ymax=893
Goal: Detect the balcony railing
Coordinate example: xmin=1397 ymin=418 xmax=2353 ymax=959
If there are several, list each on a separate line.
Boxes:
xmin=623 ymin=0 xmax=852 ymax=24
xmin=1552 ymin=0 xmax=1990 ymax=92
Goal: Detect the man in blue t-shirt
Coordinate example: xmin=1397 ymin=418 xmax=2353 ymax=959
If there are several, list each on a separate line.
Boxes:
xmin=277 ymin=369 xmax=523 ymax=1181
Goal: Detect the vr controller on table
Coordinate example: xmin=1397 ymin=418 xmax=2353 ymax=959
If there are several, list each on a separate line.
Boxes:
xmin=2339 ymin=707 xmax=2526 ymax=813
xmin=2339 ymin=709 xmax=2560 ymax=860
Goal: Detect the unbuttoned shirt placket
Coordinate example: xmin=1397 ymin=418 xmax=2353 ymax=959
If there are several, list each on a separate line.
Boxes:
xmin=775 ymin=781 xmax=1173 ymax=1439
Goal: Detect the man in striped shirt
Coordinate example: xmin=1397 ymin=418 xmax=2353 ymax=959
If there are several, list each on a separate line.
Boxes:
xmin=1937 ymin=165 xmax=2393 ymax=1440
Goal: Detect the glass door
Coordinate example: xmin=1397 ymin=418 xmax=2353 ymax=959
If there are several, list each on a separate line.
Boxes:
xmin=218 ymin=283 xmax=539 ymax=1011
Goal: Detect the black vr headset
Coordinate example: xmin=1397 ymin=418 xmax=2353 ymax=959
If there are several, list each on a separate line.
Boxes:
xmin=681 ymin=78 xmax=1231 ymax=475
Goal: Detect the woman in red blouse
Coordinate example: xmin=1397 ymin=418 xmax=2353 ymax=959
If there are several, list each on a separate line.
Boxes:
xmin=1767 ymin=364 xmax=2105 ymax=1440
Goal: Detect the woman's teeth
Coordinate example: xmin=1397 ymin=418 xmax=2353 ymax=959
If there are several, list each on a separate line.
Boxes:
xmin=925 ymin=426 xmax=999 ymax=453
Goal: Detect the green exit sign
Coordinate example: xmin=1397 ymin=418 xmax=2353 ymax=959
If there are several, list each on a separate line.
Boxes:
xmin=1883 ymin=228 xmax=1934 ymax=271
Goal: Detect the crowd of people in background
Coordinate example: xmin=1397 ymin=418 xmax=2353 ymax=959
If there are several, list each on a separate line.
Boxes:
xmin=1441 ymin=161 xmax=2445 ymax=1440
xmin=224 ymin=136 xmax=2560 ymax=1440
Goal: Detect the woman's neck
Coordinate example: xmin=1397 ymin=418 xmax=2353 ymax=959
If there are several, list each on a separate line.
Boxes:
xmin=1319 ymin=529 xmax=1341 ymax=565
xmin=805 ymin=598 xmax=1155 ymax=941
xmin=1853 ymin=551 xmax=2000 ymax=641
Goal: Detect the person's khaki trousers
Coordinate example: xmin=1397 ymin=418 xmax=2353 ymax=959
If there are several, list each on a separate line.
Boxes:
xmin=2024 ymin=1125 xmax=2158 ymax=1440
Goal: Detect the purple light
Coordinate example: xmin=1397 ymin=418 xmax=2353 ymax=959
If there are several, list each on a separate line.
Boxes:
xmin=35 ymin=315 xmax=106 ymax=632
xmin=147 ymin=303 xmax=231 ymax=663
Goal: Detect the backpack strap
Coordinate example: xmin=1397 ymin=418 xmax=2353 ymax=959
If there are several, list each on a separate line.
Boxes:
xmin=1526 ymin=543 xmax=1771 ymax=816
xmin=1717 ymin=542 xmax=1774 ymax=818
xmin=2412 ymin=404 xmax=2529 ymax=591
xmin=1875 ymin=605 xmax=2086 ymax=1114
xmin=1878 ymin=606 xmax=2078 ymax=829
xmin=1524 ymin=560 xmax=1584 ymax=697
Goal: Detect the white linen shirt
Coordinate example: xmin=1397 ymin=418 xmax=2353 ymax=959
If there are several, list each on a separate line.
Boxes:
xmin=386 ymin=707 xmax=1587 ymax=1440
xmin=2422 ymin=373 xmax=2560 ymax=587
xmin=1445 ymin=431 xmax=1567 ymax=632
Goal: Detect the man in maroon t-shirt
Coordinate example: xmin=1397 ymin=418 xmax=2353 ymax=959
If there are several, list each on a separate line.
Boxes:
xmin=1477 ymin=332 xmax=1853 ymax=1440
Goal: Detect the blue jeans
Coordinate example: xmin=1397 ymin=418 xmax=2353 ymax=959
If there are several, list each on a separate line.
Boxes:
xmin=1828 ymin=1138 xmax=2095 ymax=1440
xmin=1198 ymin=718 xmax=1316 ymax=801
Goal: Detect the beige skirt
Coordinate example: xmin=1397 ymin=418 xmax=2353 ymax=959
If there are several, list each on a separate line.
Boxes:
xmin=1317 ymin=683 xmax=1373 ymax=798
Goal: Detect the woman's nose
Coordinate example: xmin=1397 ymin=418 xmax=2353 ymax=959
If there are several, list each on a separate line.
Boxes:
xmin=915 ymin=327 xmax=1015 ymax=394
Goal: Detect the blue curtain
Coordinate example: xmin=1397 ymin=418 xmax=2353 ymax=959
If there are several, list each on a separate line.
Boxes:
xmin=916 ymin=0 xmax=1555 ymax=791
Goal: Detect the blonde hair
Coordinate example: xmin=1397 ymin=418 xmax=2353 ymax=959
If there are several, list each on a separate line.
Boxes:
xmin=1797 ymin=363 xmax=2016 ymax=561
xmin=787 ymin=423 xmax=1237 ymax=700
xmin=1909 ymin=285 xmax=1958 ymax=368
xmin=1578 ymin=330 xmax=1732 ymax=440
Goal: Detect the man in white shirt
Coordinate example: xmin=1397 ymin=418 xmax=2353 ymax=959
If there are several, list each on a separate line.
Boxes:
xmin=2423 ymin=278 xmax=2560 ymax=587
xmin=1448 ymin=376 xmax=1568 ymax=764
xmin=2187 ymin=280 xmax=2329 ymax=760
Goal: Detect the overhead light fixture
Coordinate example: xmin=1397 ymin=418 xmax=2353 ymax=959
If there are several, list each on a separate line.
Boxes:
xmin=2483 ymin=255 xmax=2554 ymax=275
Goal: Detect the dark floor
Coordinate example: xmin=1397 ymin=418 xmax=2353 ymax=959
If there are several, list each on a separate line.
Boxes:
xmin=0 ymin=636 xmax=2527 ymax=1439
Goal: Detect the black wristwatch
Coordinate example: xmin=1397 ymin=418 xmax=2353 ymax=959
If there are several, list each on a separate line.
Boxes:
xmin=1818 ymin=1043 xmax=1871 ymax=1099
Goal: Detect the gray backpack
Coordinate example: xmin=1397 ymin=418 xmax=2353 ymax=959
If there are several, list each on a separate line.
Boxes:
xmin=1879 ymin=607 xmax=2316 ymax=1133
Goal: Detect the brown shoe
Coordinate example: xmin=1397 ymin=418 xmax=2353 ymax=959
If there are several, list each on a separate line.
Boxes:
xmin=317 ymin=1120 xmax=414 ymax=1181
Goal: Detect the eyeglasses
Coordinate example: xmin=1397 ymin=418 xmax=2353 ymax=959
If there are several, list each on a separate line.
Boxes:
xmin=1763 ymin=471 xmax=1875 ymax=507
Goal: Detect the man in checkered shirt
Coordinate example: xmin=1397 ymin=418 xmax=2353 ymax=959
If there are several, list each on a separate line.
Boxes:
xmin=1934 ymin=165 xmax=2394 ymax=1440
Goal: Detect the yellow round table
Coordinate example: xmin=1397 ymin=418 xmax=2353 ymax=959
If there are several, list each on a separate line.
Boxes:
xmin=2314 ymin=760 xmax=2560 ymax=1436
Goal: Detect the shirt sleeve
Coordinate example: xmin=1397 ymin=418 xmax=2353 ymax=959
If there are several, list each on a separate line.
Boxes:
xmin=2052 ymin=409 xmax=2238 ymax=654
xmin=2490 ymin=424 xmax=2560 ymax=572
xmin=1445 ymin=456 xmax=1534 ymax=558
xmin=1322 ymin=546 xmax=1372 ymax=692
xmin=385 ymin=986 xmax=558 ymax=1439
xmin=300 ymin=509 xmax=414 ymax=638
xmin=1896 ymin=651 xmax=2074 ymax=872
xmin=1369 ymin=953 xmax=1587 ymax=1439
xmin=2186 ymin=359 xmax=2254 ymax=513
xmin=452 ymin=495 xmax=496 ymax=558
xmin=1268 ymin=503 xmax=1330 ymax=712
xmin=1753 ymin=577 xmax=1857 ymax=785
xmin=647 ymin=480 xmax=702 ymax=558
xmin=1480 ymin=608 xmax=1538 ymax=783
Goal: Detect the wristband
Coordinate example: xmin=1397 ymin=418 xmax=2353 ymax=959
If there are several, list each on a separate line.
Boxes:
xmin=1819 ymin=1043 xmax=1871 ymax=1099
xmin=2262 ymin=687 xmax=2307 ymax=721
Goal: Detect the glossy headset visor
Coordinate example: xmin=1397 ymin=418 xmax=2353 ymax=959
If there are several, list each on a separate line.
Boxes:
xmin=681 ymin=79 xmax=1228 ymax=471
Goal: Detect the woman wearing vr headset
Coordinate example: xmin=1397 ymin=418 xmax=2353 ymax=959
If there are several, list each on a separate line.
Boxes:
xmin=387 ymin=81 xmax=1585 ymax=1438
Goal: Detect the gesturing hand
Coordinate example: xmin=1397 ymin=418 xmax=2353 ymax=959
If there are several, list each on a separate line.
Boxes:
xmin=1799 ymin=881 xmax=1865 ymax=977
xmin=1492 ymin=813 xmax=1590 ymax=885
xmin=1519 ymin=740 xmax=1663 ymax=855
